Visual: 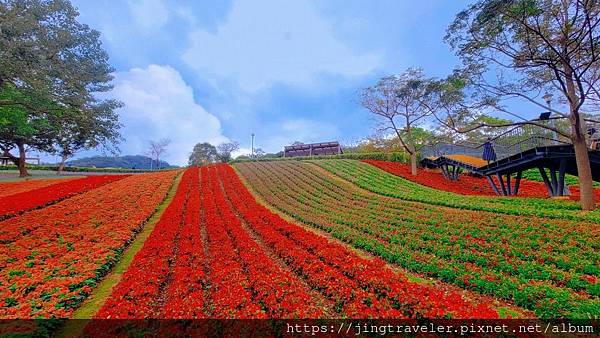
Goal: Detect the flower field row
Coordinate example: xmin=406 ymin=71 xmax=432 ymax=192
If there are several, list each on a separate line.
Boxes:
xmin=94 ymin=165 xmax=500 ymax=321
xmin=0 ymin=170 xmax=178 ymax=318
xmin=0 ymin=175 xmax=128 ymax=220
xmin=234 ymin=161 xmax=599 ymax=318
xmin=0 ymin=177 xmax=78 ymax=198
xmin=364 ymin=160 xmax=600 ymax=203
xmin=95 ymin=168 xmax=200 ymax=319
xmin=316 ymin=160 xmax=600 ymax=222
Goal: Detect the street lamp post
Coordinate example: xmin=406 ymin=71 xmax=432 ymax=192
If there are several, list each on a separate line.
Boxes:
xmin=543 ymin=92 xmax=557 ymax=145
xmin=251 ymin=133 xmax=255 ymax=159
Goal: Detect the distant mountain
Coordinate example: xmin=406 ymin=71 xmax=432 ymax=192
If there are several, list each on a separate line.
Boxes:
xmin=67 ymin=155 xmax=177 ymax=170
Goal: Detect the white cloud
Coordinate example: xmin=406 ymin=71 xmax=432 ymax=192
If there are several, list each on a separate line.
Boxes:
xmin=182 ymin=0 xmax=381 ymax=92
xmin=127 ymin=0 xmax=169 ymax=31
xmin=111 ymin=65 xmax=228 ymax=165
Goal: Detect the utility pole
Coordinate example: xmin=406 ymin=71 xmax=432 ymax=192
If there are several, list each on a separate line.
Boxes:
xmin=251 ymin=133 xmax=255 ymax=159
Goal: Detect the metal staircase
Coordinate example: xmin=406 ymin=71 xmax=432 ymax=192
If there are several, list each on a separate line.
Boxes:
xmin=419 ymin=124 xmax=598 ymax=197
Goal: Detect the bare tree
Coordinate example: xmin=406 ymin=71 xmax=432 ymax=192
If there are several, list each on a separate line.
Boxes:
xmin=444 ymin=0 xmax=600 ymax=210
xmin=360 ymin=68 xmax=437 ymax=175
xmin=217 ymin=141 xmax=240 ymax=163
xmin=148 ymin=138 xmax=171 ymax=170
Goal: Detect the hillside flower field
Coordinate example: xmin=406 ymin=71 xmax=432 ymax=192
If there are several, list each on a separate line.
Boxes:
xmin=0 ymin=159 xmax=597 ymax=336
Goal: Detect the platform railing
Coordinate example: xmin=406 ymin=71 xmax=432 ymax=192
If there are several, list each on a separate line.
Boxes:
xmin=420 ymin=124 xmax=570 ymax=164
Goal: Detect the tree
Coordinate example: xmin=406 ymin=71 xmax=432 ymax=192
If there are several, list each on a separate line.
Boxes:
xmin=56 ymin=101 xmax=122 ymax=174
xmin=445 ymin=0 xmax=600 ymax=210
xmin=188 ymin=142 xmax=218 ymax=166
xmin=0 ymin=0 xmax=121 ymax=177
xmin=147 ymin=138 xmax=171 ymax=170
xmin=216 ymin=141 xmax=240 ymax=163
xmin=254 ymin=148 xmax=265 ymax=158
xmin=360 ymin=68 xmax=437 ymax=175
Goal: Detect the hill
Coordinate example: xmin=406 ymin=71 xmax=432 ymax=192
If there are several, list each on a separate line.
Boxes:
xmin=67 ymin=155 xmax=176 ymax=169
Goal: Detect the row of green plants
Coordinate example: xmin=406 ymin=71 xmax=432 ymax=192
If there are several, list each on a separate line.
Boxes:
xmin=313 ymin=160 xmax=600 ymax=222
xmin=234 ymin=161 xmax=599 ymax=319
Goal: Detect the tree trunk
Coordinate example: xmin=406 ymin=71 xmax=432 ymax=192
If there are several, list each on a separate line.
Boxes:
xmin=563 ymin=61 xmax=595 ymax=211
xmin=17 ymin=143 xmax=28 ymax=178
xmin=573 ymin=135 xmax=595 ymax=210
xmin=57 ymin=154 xmax=68 ymax=175
xmin=410 ymin=152 xmax=417 ymax=176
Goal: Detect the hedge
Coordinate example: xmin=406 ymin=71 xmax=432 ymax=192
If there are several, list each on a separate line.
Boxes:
xmin=231 ymin=152 xmax=412 ymax=164
xmin=0 ymin=164 xmax=175 ymax=173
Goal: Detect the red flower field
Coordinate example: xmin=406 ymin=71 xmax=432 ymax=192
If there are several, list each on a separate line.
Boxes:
xmin=94 ymin=165 xmax=500 ymax=322
xmin=0 ymin=177 xmax=78 ymax=198
xmin=0 ymin=171 xmax=177 ymax=318
xmin=362 ymin=160 xmax=600 ymax=202
xmin=0 ymin=175 xmax=128 ymax=219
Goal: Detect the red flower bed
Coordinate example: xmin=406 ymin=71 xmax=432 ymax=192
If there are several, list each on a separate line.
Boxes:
xmin=0 ymin=178 xmax=78 ymax=198
xmin=0 ymin=171 xmax=177 ymax=318
xmin=96 ymin=168 xmax=199 ymax=319
xmin=364 ymin=160 xmax=600 ymax=202
xmin=0 ymin=175 xmax=128 ymax=219
xmin=363 ymin=160 xmax=544 ymax=197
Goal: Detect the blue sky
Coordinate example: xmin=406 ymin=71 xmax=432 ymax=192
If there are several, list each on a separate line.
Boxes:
xmin=55 ymin=0 xmax=476 ymax=165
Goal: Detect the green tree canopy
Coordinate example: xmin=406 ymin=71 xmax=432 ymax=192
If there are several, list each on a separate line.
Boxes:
xmin=0 ymin=0 xmax=121 ymax=177
xmin=189 ymin=142 xmax=218 ymax=166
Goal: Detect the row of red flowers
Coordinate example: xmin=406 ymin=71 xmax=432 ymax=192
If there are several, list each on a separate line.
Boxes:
xmin=203 ymin=165 xmax=325 ymax=318
xmin=0 ymin=175 xmax=128 ymax=220
xmin=0 ymin=177 xmax=77 ymax=198
xmin=0 ymin=171 xmax=177 ymax=318
xmin=95 ymin=168 xmax=198 ymax=319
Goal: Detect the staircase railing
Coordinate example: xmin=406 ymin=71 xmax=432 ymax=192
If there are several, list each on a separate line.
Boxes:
xmin=420 ymin=123 xmax=570 ymax=163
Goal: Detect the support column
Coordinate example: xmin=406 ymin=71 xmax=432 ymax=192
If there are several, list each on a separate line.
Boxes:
xmin=497 ymin=173 xmax=508 ymax=196
xmin=513 ymin=171 xmax=522 ymax=195
xmin=486 ymin=176 xmax=501 ymax=195
xmin=557 ymin=159 xmax=567 ymax=196
xmin=538 ymin=166 xmax=554 ymax=196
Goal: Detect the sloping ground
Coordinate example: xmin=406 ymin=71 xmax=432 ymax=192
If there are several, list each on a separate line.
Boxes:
xmin=88 ymin=165 xmax=506 ymax=328
xmin=364 ymin=160 xmax=600 ymax=203
xmin=234 ymin=160 xmax=599 ymax=319
xmin=318 ymin=160 xmax=600 ymax=223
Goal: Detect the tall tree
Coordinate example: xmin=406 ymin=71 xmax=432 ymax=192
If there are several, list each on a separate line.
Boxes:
xmin=217 ymin=141 xmax=240 ymax=163
xmin=360 ymin=68 xmax=437 ymax=175
xmin=147 ymin=138 xmax=171 ymax=170
xmin=188 ymin=142 xmax=218 ymax=166
xmin=56 ymin=101 xmax=122 ymax=173
xmin=0 ymin=0 xmax=121 ymax=177
xmin=445 ymin=0 xmax=600 ymax=210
